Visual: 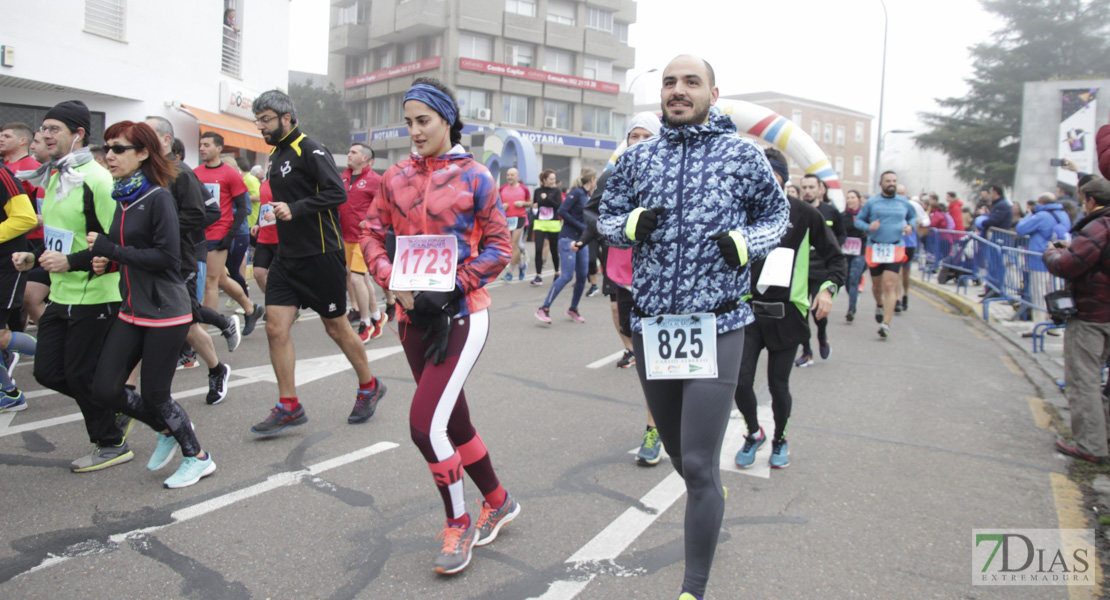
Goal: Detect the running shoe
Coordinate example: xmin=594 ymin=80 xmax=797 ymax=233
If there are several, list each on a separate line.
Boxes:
xmin=475 ymin=494 xmax=521 ymax=546
xmin=177 ymin=349 xmax=198 ymax=369
xmin=794 ymin=353 xmax=813 ymax=368
xmin=535 ymin=307 xmax=552 ymax=324
xmin=819 ymin=340 xmax=831 ymax=360
xmin=164 ymin=453 xmax=216 ymax=489
xmin=0 ymin=388 xmax=26 ymax=412
xmin=147 ymin=432 xmax=179 ymax=471
xmin=531 ymin=276 xmax=543 ymax=286
xmin=901 ymin=294 xmax=909 ymax=312
xmin=874 ymin=306 xmax=883 ymax=324
xmin=518 ymin=263 xmax=527 ymax=280
xmin=503 ymin=271 xmax=513 ymax=282
xmin=735 ymin=426 xmax=766 ymax=468
xmin=220 ymin=314 xmax=241 ymax=352
xmin=586 ymin=284 xmax=599 ymax=297
xmin=845 ymin=310 xmax=855 ymax=322
xmin=878 ymin=323 xmax=890 ymax=339
xmin=894 ymin=299 xmax=902 ymax=314
xmin=250 ymin=404 xmax=308 ymax=435
xmin=679 ymin=592 xmax=700 ymax=600
xmin=242 ymin=303 xmax=265 ymax=336
xmin=71 ymin=442 xmax=134 ymax=473
xmin=433 ymin=522 xmax=478 ymax=575
xmin=567 ymin=308 xmax=585 ymax=323
xmin=349 ymin=378 xmax=386 ymax=424
xmin=206 ymin=363 xmax=231 ymax=405
xmin=225 ymin=298 xmax=237 ymax=309
xmin=1055 ymin=440 xmax=1104 ymax=464
xmin=770 ymin=438 xmax=790 ymax=468
xmin=616 ymin=349 xmax=635 ymax=369
xmin=636 ymin=427 xmax=662 ymax=466
xmin=357 ymin=321 xmax=371 ymax=343
xmin=370 ymin=312 xmax=387 ymax=339
xmin=347 ymin=309 xmax=361 ymax=324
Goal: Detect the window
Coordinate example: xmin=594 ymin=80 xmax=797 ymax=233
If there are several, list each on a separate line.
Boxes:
xmin=457 ymin=88 xmax=491 ymax=120
xmin=853 ymin=155 xmax=862 ymax=177
xmin=855 ymin=121 xmax=864 ymax=142
xmin=615 ymin=22 xmax=629 ymax=43
xmin=544 ymin=100 xmax=571 ymax=130
xmin=612 ymin=113 xmax=627 ymax=139
xmin=546 ymin=0 xmax=575 ymax=25
xmin=345 ymin=55 xmax=363 ymax=78
xmin=505 ymin=41 xmax=534 ymax=68
xmin=375 ymin=48 xmax=394 ymax=70
xmin=823 ymin=123 xmax=832 ymax=143
xmin=458 ymin=32 xmax=493 ymax=61
xmin=583 ymin=56 xmax=612 ymax=82
xmin=582 ymin=106 xmax=611 ymax=135
xmin=792 ymin=110 xmax=803 ymax=126
xmin=585 ymin=7 xmax=613 ymax=32
xmin=810 ymin=120 xmax=820 ymax=139
xmin=836 ymin=125 xmax=845 ymax=146
xmin=835 ymin=156 xmax=844 ymax=178
xmin=504 ymin=0 xmax=535 ymax=17
xmin=337 ymin=1 xmax=367 ymax=25
xmin=371 ymin=96 xmax=392 ymax=127
xmin=401 ymin=42 xmax=419 ymax=64
xmin=502 ymin=93 xmax=531 ymax=125
xmin=544 ymin=49 xmax=573 ymax=75
xmin=85 ymin=0 xmax=127 ymax=41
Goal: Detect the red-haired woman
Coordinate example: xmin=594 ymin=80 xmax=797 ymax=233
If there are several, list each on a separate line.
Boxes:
xmin=82 ymin=121 xmax=214 ymax=489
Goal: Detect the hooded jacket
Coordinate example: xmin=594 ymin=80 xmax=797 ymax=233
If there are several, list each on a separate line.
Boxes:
xmin=1016 ymin=203 xmax=1071 ymax=255
xmin=361 ymin=147 xmax=510 ymax=318
xmin=598 ymin=110 xmax=789 ymax=334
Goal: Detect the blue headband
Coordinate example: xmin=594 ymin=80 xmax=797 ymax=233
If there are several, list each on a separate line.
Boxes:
xmin=767 ymin=159 xmax=790 ymax=184
xmin=404 ymin=84 xmax=457 ymax=126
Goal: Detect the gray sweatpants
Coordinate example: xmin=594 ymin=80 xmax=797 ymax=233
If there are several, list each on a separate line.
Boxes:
xmin=633 ymin=327 xmax=744 ymax=597
xmin=1064 ymin=318 xmax=1110 ymax=457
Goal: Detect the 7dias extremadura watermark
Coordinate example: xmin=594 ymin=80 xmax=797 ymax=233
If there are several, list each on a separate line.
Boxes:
xmin=973 ymin=529 xmax=1096 ymax=585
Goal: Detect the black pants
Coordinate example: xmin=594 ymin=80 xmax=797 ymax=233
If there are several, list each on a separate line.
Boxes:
xmin=534 ymin=230 xmax=560 ymax=275
xmin=800 ymin=279 xmax=827 ymax=355
xmin=735 ymin=322 xmax=796 ymax=441
xmin=34 ymin=302 xmax=124 ymax=446
xmin=92 ymin=320 xmax=200 ymax=457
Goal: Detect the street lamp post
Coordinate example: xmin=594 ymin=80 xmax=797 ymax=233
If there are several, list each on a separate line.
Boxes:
xmin=626 ymin=68 xmax=659 ymax=124
xmin=873 ymin=0 xmax=888 ymax=194
xmin=876 ymin=129 xmax=914 ymax=190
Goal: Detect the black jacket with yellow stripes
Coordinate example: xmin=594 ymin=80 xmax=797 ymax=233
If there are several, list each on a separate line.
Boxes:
xmin=0 ymin=165 xmax=36 ymax=262
xmin=267 ymin=126 xmax=346 ymax=258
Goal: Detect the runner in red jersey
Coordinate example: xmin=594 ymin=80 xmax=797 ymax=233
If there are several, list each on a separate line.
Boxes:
xmin=340 ymin=143 xmax=387 ymax=341
xmin=498 ymin=167 xmax=531 ymax=281
xmin=1 ymin=122 xmax=48 ymax=327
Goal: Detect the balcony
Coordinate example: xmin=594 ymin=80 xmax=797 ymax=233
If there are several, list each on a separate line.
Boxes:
xmin=380 ymin=0 xmax=448 ymax=44
xmin=545 ymin=20 xmax=583 ymax=53
xmin=330 ymin=23 xmax=369 ymax=55
xmin=221 ymin=25 xmax=241 ymax=78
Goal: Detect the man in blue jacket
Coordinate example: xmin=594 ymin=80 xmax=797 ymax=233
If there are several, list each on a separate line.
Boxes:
xmin=599 ymin=54 xmax=788 ymax=600
xmin=1016 ymin=192 xmax=1071 ymax=270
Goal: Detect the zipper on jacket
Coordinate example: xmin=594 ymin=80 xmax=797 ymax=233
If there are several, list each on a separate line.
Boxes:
xmin=121 ymin=202 xmax=132 ymax=316
xmin=671 ymin=136 xmax=687 ymax=314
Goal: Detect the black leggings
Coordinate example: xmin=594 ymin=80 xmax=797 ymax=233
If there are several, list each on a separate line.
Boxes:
xmin=801 ymin=279 xmax=827 ymax=355
xmin=534 ymin=230 xmax=560 ymax=275
xmin=735 ymin=323 xmax=796 ymax=442
xmin=92 ymin=320 xmax=200 ymax=457
xmin=226 ymin=233 xmax=250 ymax=297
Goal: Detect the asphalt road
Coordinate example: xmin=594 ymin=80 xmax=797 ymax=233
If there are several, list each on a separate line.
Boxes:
xmin=0 ymin=272 xmax=1078 ymax=599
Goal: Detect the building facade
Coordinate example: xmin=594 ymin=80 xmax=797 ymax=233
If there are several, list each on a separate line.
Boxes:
xmin=0 ymin=0 xmax=290 ymax=165
xmin=723 ymin=92 xmax=873 ymax=194
xmin=327 ymin=0 xmax=636 ymax=184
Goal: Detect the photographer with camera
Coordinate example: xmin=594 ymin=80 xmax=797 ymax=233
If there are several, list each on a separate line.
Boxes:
xmin=1043 ymin=176 xmax=1110 ymax=464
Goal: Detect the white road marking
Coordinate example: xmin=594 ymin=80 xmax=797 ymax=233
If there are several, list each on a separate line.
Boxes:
xmin=0 ymin=346 xmax=404 ymax=438
xmin=627 ymin=407 xmax=774 ymax=479
xmin=587 ymin=351 xmax=627 ymax=369
xmin=24 ymin=441 xmax=399 ymax=576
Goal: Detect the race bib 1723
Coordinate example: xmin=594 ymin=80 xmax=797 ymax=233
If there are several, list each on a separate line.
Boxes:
xmin=389 ymin=235 xmax=458 ymax=292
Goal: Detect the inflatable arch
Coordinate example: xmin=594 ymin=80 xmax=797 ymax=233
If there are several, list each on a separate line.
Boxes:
xmin=608 ymin=100 xmax=846 ymax=211
xmin=479 ymin=128 xmax=540 ymax=186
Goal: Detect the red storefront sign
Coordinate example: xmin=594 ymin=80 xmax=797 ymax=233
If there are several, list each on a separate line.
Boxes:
xmin=458 ymin=58 xmax=620 ymax=94
xmin=345 ymin=57 xmax=442 ymax=89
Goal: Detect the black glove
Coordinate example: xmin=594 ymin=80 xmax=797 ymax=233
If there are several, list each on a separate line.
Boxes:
xmin=421 ymin=312 xmax=452 ymax=365
xmin=215 ymin=235 xmax=233 ymax=251
xmin=412 ymin=286 xmax=464 ymax=316
xmin=708 ymin=230 xmax=748 ymax=269
xmin=629 ymin=206 xmax=665 ymax=241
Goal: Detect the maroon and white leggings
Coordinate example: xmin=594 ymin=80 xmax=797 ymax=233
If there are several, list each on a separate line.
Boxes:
xmin=401 ymin=309 xmax=504 ymax=519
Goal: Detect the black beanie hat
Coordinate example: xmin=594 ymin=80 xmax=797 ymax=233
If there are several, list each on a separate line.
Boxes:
xmin=44 ymin=100 xmax=92 ymax=136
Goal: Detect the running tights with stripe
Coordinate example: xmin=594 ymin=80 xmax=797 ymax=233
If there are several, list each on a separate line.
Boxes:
xmin=401 ymin=309 xmax=505 ymax=520
xmin=734 ymin=323 xmax=796 ymax=441
xmin=92 ymin=320 xmax=201 ymax=457
xmin=633 ymin=327 xmax=743 ymax=598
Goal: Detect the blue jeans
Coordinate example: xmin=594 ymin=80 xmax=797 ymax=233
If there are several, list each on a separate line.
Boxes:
xmin=196 ymin=261 xmax=207 ymax=303
xmin=543 ymin=237 xmax=588 ymax=309
xmin=846 ymin=254 xmax=867 ymax=312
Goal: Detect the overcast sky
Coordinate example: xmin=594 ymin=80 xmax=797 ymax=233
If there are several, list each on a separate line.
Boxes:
xmin=289 ymin=0 xmax=1004 ymax=143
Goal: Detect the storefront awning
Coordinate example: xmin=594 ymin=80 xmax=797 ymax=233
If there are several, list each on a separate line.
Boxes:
xmin=178 ymin=104 xmax=271 ymax=154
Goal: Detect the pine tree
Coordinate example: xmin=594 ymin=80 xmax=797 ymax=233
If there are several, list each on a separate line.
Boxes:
xmin=288 ymin=79 xmax=350 ymax=154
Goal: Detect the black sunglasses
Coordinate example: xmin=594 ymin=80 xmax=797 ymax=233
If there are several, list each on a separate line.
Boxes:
xmin=106 ymin=144 xmax=139 ymax=154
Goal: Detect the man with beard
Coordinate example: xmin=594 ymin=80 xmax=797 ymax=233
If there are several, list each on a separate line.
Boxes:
xmin=855 ymin=171 xmax=917 ymax=338
xmin=249 ymin=90 xmax=386 ymax=435
xmin=794 ymin=173 xmax=845 ymax=365
xmin=599 ymin=55 xmax=788 ymax=600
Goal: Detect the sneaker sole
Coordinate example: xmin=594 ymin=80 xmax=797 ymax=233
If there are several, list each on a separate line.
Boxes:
xmin=164 ymin=460 xmax=217 ymax=489
xmin=770 ymin=461 xmax=791 ymax=469
xmin=224 ymin=316 xmax=242 ymax=352
xmin=475 ymin=502 xmax=521 ymax=547
xmin=348 ymin=382 xmax=387 ymax=424
xmin=208 ymin=366 xmax=232 ymax=405
xmin=250 ymin=416 xmax=308 ymax=435
xmin=635 ymin=455 xmax=661 ymax=466
xmin=534 ymin=312 xmax=551 ymax=324
xmin=434 ymin=537 xmax=478 ymax=574
xmin=0 ymin=401 xmax=28 ymax=412
xmin=72 ymin=450 xmax=134 ymax=473
xmin=148 ymin=445 xmax=179 ymax=471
